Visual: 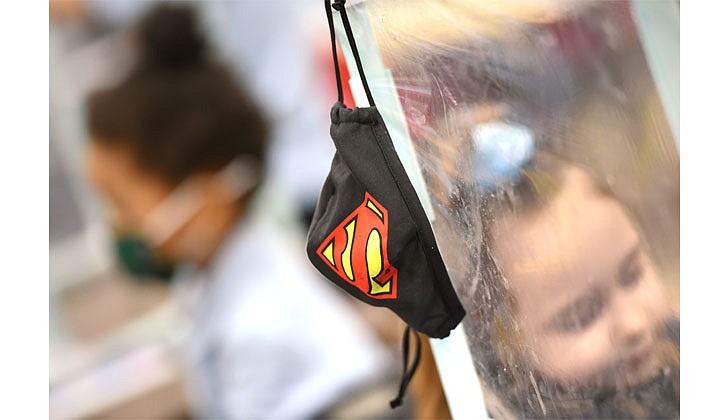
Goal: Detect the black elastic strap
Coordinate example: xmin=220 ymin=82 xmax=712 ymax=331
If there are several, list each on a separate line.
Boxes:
xmin=389 ymin=326 xmax=422 ymax=409
xmin=324 ymin=0 xmax=376 ymax=107
xmin=324 ymin=0 xmax=343 ymax=103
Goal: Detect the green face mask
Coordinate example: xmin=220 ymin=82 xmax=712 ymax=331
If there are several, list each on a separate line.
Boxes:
xmin=110 ymin=157 xmax=258 ymax=282
xmin=115 ymin=234 xmax=175 ymax=282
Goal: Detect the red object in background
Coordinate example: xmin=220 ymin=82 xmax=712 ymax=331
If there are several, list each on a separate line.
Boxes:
xmin=336 ymin=45 xmax=357 ymax=107
xmin=545 ymin=1 xmax=638 ymax=73
xmin=316 ymin=39 xmax=356 ymax=107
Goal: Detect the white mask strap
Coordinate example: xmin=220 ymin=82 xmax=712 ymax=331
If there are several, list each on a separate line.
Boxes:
xmin=140 ymin=157 xmax=259 ymax=246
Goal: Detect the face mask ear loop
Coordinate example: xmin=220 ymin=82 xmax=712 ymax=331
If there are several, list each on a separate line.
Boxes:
xmin=389 ymin=326 xmax=422 ymax=409
xmin=141 ymin=158 xmax=257 ymax=247
xmin=328 ymin=0 xmax=376 ymax=107
xmin=141 ymin=179 xmax=206 ymax=247
xmin=221 ymin=156 xmax=259 ymax=200
xmin=325 ymin=0 xmax=344 ymax=104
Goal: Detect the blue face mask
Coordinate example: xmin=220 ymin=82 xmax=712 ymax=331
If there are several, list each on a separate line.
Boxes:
xmin=110 ymin=157 xmax=258 ymax=281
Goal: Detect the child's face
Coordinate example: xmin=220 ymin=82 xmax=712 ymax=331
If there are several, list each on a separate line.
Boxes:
xmin=492 ymin=166 xmax=670 ymax=389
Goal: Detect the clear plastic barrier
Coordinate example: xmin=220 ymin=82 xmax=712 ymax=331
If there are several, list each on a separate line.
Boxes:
xmin=340 ymin=1 xmax=679 ymax=418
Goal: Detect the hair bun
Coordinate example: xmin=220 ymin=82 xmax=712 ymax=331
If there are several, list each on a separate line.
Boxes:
xmin=137 ymin=4 xmax=207 ymax=69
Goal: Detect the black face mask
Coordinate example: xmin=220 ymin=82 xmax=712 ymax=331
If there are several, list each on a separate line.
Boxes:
xmin=306 ymin=0 xmax=466 ymax=408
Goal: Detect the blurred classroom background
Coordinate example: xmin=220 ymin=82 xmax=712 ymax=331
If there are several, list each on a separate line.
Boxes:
xmin=49 ymin=1 xmax=408 ymax=418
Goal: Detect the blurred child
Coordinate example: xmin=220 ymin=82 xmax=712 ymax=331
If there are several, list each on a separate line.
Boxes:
xmin=469 ymin=153 xmax=679 ymax=419
xmin=83 ymin=4 xmax=396 ymax=418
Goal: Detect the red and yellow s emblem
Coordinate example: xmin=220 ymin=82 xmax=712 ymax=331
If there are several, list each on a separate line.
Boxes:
xmin=317 ymin=193 xmax=398 ymax=299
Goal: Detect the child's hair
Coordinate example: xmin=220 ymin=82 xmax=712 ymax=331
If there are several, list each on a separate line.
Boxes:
xmin=463 ymin=153 xmax=679 ymax=418
xmin=86 ymin=3 xmax=269 ymax=188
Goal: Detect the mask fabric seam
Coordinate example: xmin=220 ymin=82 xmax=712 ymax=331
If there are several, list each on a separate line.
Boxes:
xmin=367 ymin=121 xmax=465 ymax=336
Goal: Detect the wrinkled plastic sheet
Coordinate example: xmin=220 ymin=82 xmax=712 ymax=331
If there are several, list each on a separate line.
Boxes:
xmin=344 ymin=1 xmax=679 ymax=418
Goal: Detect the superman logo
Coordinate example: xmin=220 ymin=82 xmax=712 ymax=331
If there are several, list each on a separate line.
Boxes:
xmin=317 ymin=192 xmax=398 ymax=299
